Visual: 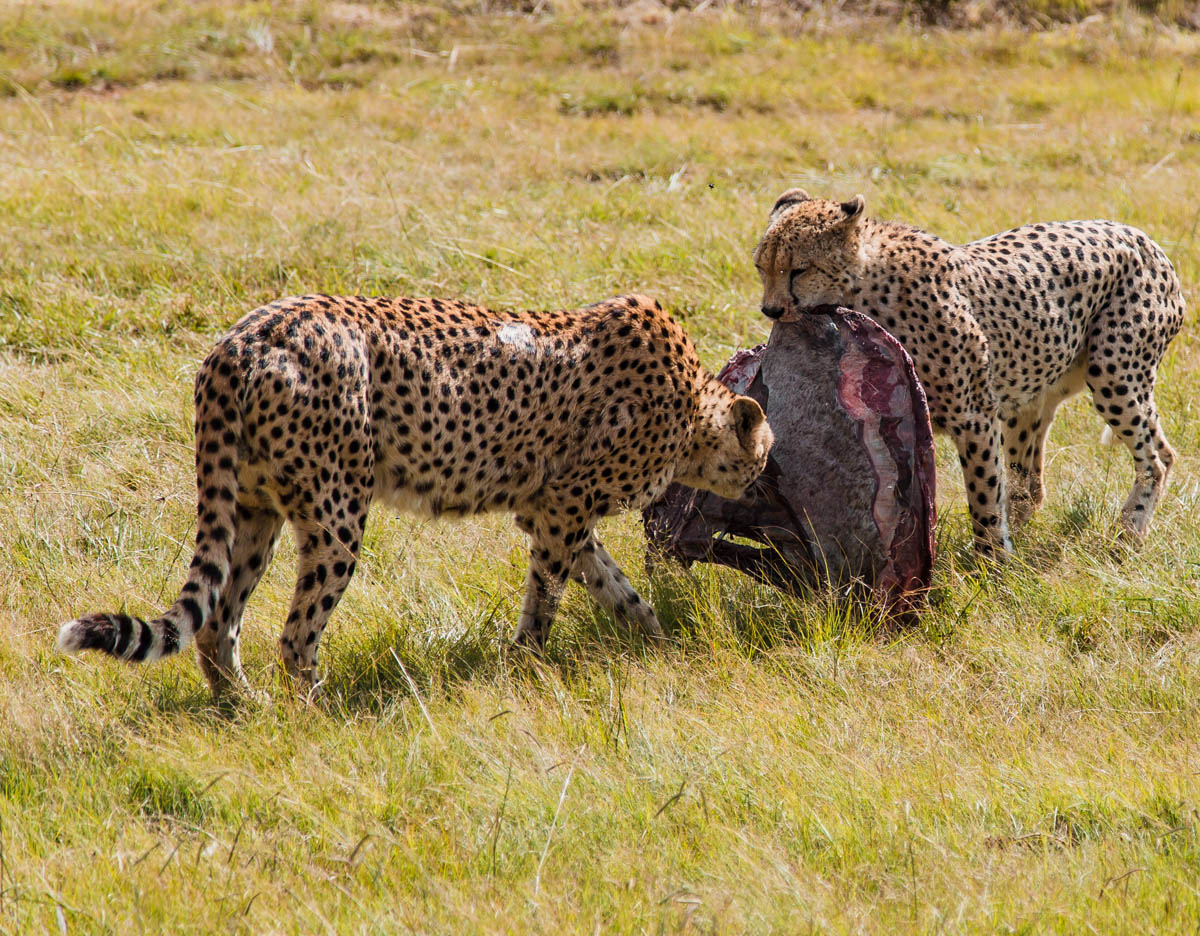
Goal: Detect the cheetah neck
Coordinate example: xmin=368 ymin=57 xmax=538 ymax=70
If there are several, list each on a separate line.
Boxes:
xmin=862 ymin=218 xmax=948 ymax=258
xmin=854 ymin=219 xmax=955 ymax=289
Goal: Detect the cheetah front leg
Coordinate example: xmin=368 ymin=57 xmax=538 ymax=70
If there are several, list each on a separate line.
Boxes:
xmin=570 ymin=533 xmax=665 ymax=642
xmin=511 ymin=517 xmax=578 ymax=651
xmin=513 ymin=515 xmax=664 ymax=645
xmin=1003 ymin=401 xmax=1048 ymax=529
xmin=951 ymin=415 xmax=1013 ymax=559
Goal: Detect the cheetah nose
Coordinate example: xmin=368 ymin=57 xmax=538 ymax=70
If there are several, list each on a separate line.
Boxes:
xmin=761 ymin=305 xmax=785 ymax=320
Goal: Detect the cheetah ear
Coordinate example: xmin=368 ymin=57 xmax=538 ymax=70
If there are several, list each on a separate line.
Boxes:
xmin=769 ymin=188 xmax=811 ymax=222
xmin=836 ymin=194 xmax=866 ymax=226
xmin=731 ymin=395 xmax=766 ymax=449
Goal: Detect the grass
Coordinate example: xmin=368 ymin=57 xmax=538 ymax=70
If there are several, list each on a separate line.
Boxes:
xmin=2 ymin=1 xmax=1200 ymax=932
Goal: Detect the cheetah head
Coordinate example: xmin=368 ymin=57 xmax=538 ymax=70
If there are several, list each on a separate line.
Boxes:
xmin=753 ymin=189 xmax=867 ymax=321
xmin=676 ymin=376 xmax=773 ymax=500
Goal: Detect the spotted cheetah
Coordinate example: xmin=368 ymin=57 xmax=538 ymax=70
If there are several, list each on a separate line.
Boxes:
xmin=754 ymin=190 xmax=1184 ymax=557
xmin=58 ymin=294 xmax=772 ymax=697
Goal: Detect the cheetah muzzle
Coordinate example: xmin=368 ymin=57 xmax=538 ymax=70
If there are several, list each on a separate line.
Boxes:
xmin=58 ymin=294 xmax=773 ymax=697
xmin=754 ymin=189 xmax=1184 ymax=557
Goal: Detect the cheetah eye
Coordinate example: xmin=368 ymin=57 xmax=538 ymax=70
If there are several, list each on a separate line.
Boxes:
xmin=789 ymin=266 xmax=809 ymax=282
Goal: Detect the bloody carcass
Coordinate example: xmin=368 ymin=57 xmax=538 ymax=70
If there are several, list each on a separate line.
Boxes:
xmin=643 ymin=307 xmax=937 ymax=617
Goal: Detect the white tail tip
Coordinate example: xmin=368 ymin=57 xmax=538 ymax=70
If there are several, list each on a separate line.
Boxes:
xmin=57 ymin=621 xmax=86 ymax=654
xmin=1100 ymin=425 xmax=1117 ymax=446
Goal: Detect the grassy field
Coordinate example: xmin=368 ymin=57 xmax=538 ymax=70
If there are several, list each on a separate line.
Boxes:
xmin=2 ymin=1 xmax=1200 ymax=932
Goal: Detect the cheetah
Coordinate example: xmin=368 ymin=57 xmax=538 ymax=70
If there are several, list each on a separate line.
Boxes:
xmin=754 ymin=190 xmax=1185 ymax=557
xmin=58 ymin=294 xmax=772 ymax=697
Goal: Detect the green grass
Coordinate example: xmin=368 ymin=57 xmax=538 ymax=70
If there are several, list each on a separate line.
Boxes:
xmin=3 ymin=2 xmax=1200 ymax=932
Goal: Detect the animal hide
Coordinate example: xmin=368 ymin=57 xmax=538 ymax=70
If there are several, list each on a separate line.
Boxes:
xmin=644 ymin=307 xmax=937 ymax=618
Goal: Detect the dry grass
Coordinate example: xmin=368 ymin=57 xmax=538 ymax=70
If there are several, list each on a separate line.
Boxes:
xmin=2 ymin=2 xmax=1200 ymax=933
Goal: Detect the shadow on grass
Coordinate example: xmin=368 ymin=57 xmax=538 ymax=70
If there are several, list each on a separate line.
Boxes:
xmin=319 ymin=613 xmax=508 ymax=715
xmin=299 ymin=566 xmax=881 ymax=716
xmin=643 ymin=558 xmax=893 ymax=657
xmin=122 ymin=678 xmax=269 ymax=725
xmin=319 ymin=605 xmax=682 ymax=716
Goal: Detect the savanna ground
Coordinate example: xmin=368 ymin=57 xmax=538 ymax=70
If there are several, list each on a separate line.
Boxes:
xmin=2 ymin=1 xmax=1200 ymax=932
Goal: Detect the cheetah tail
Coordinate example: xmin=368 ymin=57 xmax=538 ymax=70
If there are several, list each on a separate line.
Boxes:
xmin=57 ymin=353 xmax=242 ymax=667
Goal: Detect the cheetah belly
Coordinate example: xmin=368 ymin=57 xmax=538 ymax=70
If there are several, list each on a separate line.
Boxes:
xmin=959 ymin=225 xmax=1147 ymax=410
xmin=371 ymin=447 xmax=548 ymax=520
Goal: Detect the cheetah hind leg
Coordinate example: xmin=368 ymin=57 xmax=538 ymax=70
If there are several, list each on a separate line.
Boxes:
xmin=1003 ymin=396 xmax=1066 ymax=529
xmin=1004 ymin=360 xmax=1087 ymax=530
xmin=195 ymin=503 xmax=284 ymax=700
xmin=1101 ymin=392 xmax=1175 ymax=544
xmin=277 ymin=505 xmax=369 ymax=700
xmin=1086 ymin=310 xmax=1177 ymax=544
xmin=571 ymin=533 xmax=665 ymax=642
